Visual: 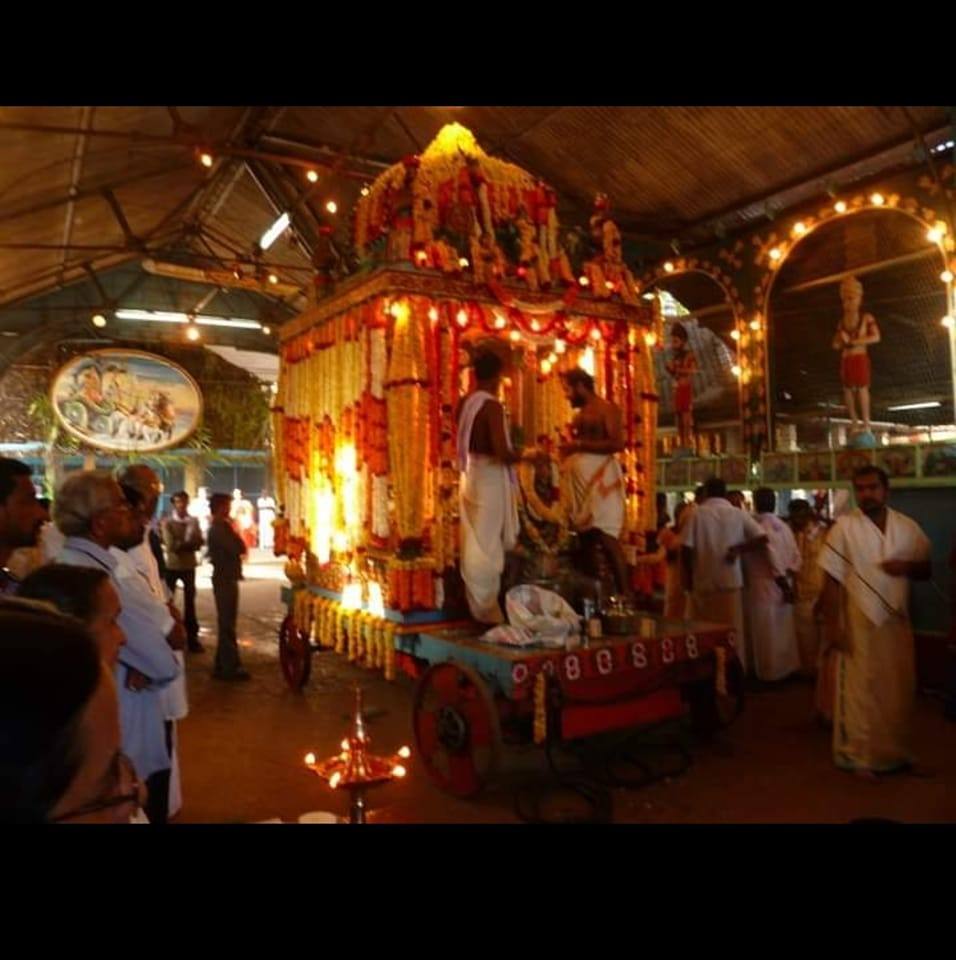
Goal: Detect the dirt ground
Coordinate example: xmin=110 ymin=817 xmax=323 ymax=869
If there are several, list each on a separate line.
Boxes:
xmin=173 ymin=556 xmax=956 ymax=824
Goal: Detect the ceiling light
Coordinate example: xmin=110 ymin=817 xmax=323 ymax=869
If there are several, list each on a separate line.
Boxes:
xmin=792 ymin=221 xmax=807 ymax=236
xmin=663 ymin=262 xmax=675 ymax=273
xmin=869 ymin=192 xmax=885 ymax=206
xmin=360 ymin=186 xmax=370 ymax=197
xmin=91 ymin=313 xmax=107 ymax=328
xmin=886 ymin=401 xmax=941 ymax=411
xmin=325 ymin=200 xmax=338 ymax=215
xmin=199 ymin=152 xmax=214 ymax=168
xmin=730 ymin=329 xmax=741 ymax=341
xmin=834 ymin=200 xmax=847 ymax=214
xmin=268 ymin=273 xmax=279 ymax=285
xmin=769 ymin=247 xmax=782 ymax=261
xmin=306 ymin=170 xmax=319 ymax=183
xmin=186 ymin=325 xmax=201 ymax=342
xmin=114 ymin=309 xmax=261 ymax=330
xmin=260 ymin=212 xmax=291 ymax=251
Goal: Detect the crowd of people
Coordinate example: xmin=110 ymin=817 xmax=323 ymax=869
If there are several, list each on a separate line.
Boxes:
xmin=666 ymin=468 xmax=943 ymax=778
xmin=0 ymin=457 xmax=250 ymax=823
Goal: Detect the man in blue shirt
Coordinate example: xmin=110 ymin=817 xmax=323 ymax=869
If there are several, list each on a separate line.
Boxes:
xmin=53 ymin=470 xmax=183 ymax=824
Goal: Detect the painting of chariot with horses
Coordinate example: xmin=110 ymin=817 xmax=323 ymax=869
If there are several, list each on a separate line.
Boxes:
xmin=51 ymin=349 xmax=202 ymax=453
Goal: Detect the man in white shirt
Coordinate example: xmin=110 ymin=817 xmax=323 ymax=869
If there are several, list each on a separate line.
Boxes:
xmin=818 ymin=465 xmax=931 ymax=776
xmin=117 ymin=464 xmax=189 ymax=819
xmin=744 ymin=488 xmax=801 ymax=682
xmin=54 ymin=470 xmax=183 ymax=824
xmin=681 ymin=476 xmax=769 ymax=673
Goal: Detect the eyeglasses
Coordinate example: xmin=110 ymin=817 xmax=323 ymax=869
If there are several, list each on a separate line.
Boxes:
xmin=50 ymin=751 xmax=145 ymax=823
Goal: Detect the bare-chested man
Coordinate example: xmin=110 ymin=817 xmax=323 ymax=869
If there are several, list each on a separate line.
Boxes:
xmin=456 ymin=351 xmax=522 ymax=624
xmin=559 ymin=368 xmax=630 ymax=599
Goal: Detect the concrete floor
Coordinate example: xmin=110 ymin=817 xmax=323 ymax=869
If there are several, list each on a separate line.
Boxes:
xmin=174 ymin=555 xmax=956 ymax=824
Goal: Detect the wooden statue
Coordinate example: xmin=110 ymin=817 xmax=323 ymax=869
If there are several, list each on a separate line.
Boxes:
xmin=665 ymin=321 xmax=698 ymax=451
xmin=832 ymin=275 xmax=880 ymax=440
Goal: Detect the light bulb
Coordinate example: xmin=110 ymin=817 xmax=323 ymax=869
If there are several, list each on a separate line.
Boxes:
xmin=663 ymin=261 xmax=675 ymax=273
xmin=590 ymin=327 xmax=601 ymax=341
xmin=306 ymin=169 xmax=319 ymax=183
xmin=834 ymin=200 xmax=847 ymax=214
xmin=360 ymin=186 xmax=370 ymax=197
xmin=456 ymin=309 xmax=468 ymax=328
xmin=91 ymin=313 xmax=107 ymax=328
xmin=391 ymin=765 xmax=407 ymax=778
xmin=644 ymin=332 xmax=657 ymax=347
xmin=459 ymin=257 xmax=469 ymax=268
xmin=730 ymin=329 xmax=741 ymax=341
xmin=540 ymin=359 xmax=552 ymax=375
xmin=792 ymin=221 xmax=806 ymax=236
xmin=268 ymin=273 xmax=279 ymax=284
xmin=262 ymin=326 xmax=272 ymax=336
xmin=494 ymin=316 xmax=506 ymax=330
xmin=731 ymin=364 xmax=742 ymax=378
xmin=547 ymin=352 xmax=558 ymax=364
xmin=869 ymin=192 xmax=885 ymax=206
xmin=428 ymin=307 xmax=439 ymax=322
xmin=329 ymin=772 xmax=341 ymax=790
xmin=398 ymin=746 xmax=411 ymax=759
xmin=578 ymin=275 xmax=589 ymax=287
xmin=186 ymin=325 xmax=200 ymax=341
xmin=305 ymin=753 xmax=316 ymax=766
xmin=530 ymin=319 xmax=541 ymax=332
xmin=941 ymin=270 xmax=954 ymax=284
xmin=769 ymin=247 xmax=782 ymax=261
xmin=927 ymin=227 xmax=944 ymax=244
xmin=750 ymin=318 xmax=761 ymax=331
xmin=340 ymin=739 xmax=349 ymax=752
xmin=605 ymin=280 xmax=615 ymax=290
xmin=509 ymin=330 xmax=521 ymax=342
xmin=554 ymin=339 xmax=566 ymax=354
xmin=416 ymin=249 xmax=428 ymax=264
xmin=325 ymin=200 xmax=338 ymax=214
xmin=941 ymin=316 xmax=955 ymax=329
xmin=199 ymin=152 xmax=214 ymax=168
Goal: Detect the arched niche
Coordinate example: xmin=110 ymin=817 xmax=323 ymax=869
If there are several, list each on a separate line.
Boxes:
xmin=766 ymin=207 xmax=952 ymax=449
xmin=645 ymin=268 xmax=741 ymax=452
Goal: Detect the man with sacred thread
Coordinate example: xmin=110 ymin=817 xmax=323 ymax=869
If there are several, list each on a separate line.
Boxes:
xmin=559 ymin=369 xmax=630 ymax=600
xmin=832 ymin=275 xmax=880 ymax=438
xmin=456 ymin=350 xmax=522 ymax=625
xmin=665 ymin=322 xmax=698 ymax=451
xmin=817 ymin=465 xmax=931 ymax=777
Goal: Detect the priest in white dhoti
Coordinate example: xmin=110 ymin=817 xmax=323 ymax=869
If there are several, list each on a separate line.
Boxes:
xmin=559 ymin=368 xmax=629 ymax=598
xmin=456 ymin=351 xmax=521 ymax=625
xmin=818 ymin=465 xmax=931 ymax=775
xmin=744 ymin=488 xmax=801 ymax=682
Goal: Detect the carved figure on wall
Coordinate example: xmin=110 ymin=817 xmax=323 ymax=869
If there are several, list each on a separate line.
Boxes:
xmin=832 ymin=275 xmax=880 ymax=444
xmin=665 ymin=321 xmax=698 ymax=452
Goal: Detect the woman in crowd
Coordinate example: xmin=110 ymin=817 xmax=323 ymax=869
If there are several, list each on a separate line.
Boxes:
xmin=18 ymin=563 xmax=126 ymax=666
xmin=0 ymin=607 xmax=144 ymax=823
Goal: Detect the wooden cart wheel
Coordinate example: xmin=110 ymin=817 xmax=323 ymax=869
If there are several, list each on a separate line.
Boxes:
xmin=278 ymin=614 xmax=312 ymax=692
xmin=413 ymin=661 xmax=502 ymax=798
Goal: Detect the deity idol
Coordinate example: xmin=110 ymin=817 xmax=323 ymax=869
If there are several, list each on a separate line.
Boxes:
xmin=832 ymin=275 xmax=880 ymax=439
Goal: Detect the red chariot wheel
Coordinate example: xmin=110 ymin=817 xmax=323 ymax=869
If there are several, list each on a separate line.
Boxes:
xmin=413 ymin=662 xmax=502 ymax=798
xmin=278 ymin=614 xmax=312 ymax=691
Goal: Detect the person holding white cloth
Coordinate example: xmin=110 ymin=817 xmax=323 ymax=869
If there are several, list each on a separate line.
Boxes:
xmin=817 ymin=465 xmax=931 ymax=777
xmin=456 ymin=351 xmax=521 ymax=625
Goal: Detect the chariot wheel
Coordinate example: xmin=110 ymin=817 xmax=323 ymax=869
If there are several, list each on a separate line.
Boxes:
xmin=413 ymin=661 xmax=502 ymax=798
xmin=278 ymin=614 xmax=312 ymax=691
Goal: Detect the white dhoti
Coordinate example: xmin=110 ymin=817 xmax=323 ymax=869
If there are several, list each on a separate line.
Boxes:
xmin=459 ymin=455 xmax=519 ymax=624
xmin=833 ymin=603 xmax=916 ymax=772
xmin=744 ymin=577 xmax=800 ymax=681
xmin=564 ymin=453 xmax=625 ymax=539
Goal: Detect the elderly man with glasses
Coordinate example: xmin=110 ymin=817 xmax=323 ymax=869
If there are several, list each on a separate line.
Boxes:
xmin=53 ymin=470 xmax=183 ymax=824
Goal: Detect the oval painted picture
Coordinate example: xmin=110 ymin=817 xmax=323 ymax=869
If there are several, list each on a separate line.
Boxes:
xmin=51 ymin=349 xmax=202 ymax=453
